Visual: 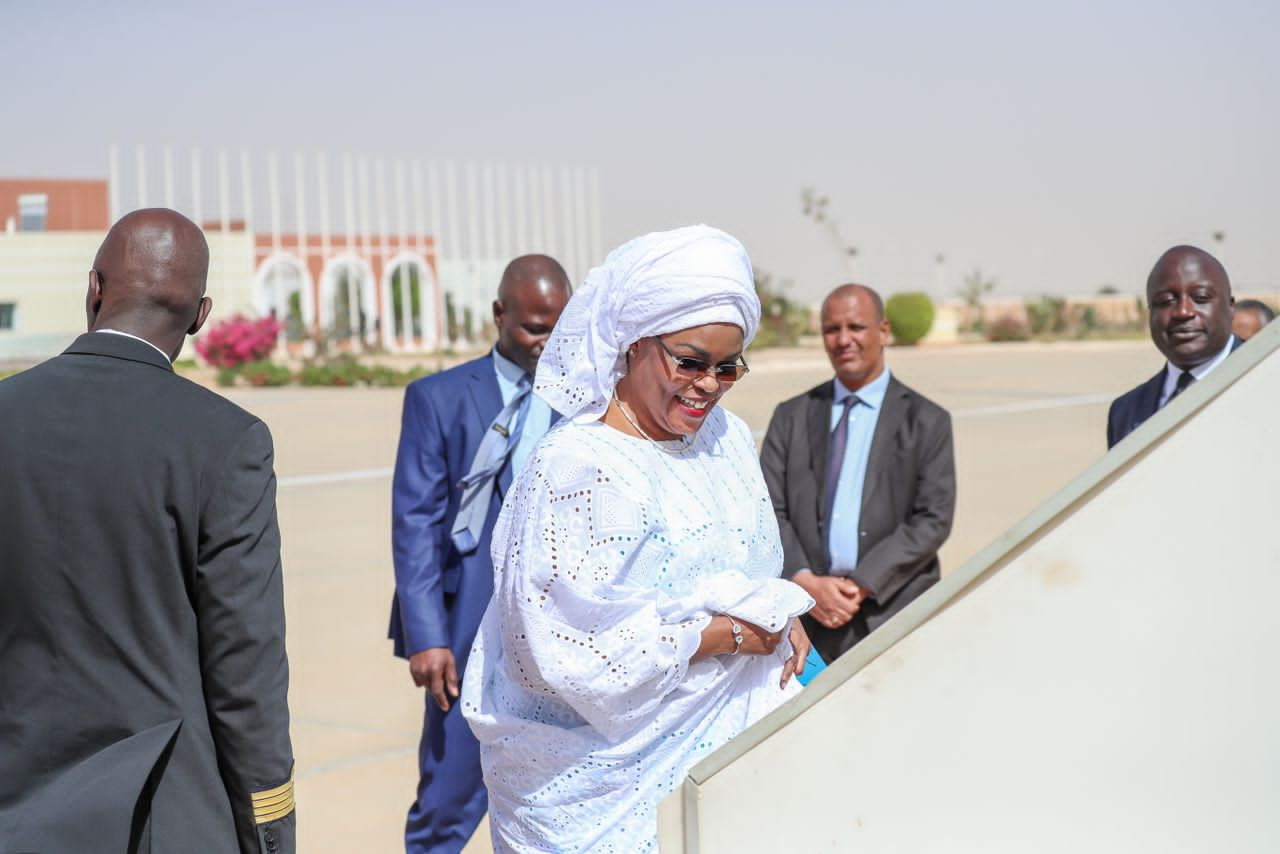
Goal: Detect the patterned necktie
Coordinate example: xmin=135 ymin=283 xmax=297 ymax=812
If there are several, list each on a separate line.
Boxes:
xmin=451 ymin=376 xmax=531 ymax=554
xmin=1167 ymin=370 xmax=1195 ymax=404
xmin=823 ymin=395 xmax=859 ymax=529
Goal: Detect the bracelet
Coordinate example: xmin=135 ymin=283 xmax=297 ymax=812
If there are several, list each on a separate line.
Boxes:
xmin=729 ymin=618 xmax=744 ymax=655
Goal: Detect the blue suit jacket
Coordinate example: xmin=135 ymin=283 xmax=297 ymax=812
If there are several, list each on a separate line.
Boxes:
xmin=1106 ymin=337 xmax=1242 ymax=449
xmin=389 ymin=353 xmax=512 ymax=661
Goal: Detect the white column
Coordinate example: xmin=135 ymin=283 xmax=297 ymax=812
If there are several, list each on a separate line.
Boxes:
xmin=239 ymin=149 xmax=254 ymax=235
xmin=357 ymin=155 xmax=375 ymax=347
xmin=108 ymin=143 xmax=120 ymax=223
xmin=465 ymin=161 xmax=481 ymax=341
xmin=217 ymin=149 xmax=230 ymax=234
xmin=444 ymin=160 xmax=460 ymax=346
xmin=496 ymin=161 xmax=512 ymax=261
xmin=240 ymin=150 xmax=254 ymax=318
xmin=512 ymin=163 xmax=528 ymax=256
xmin=317 ymin=152 xmax=331 ymax=343
xmin=482 ymin=161 xmax=497 ymax=266
xmin=588 ymin=166 xmax=603 ymax=264
xmin=136 ymin=144 xmax=148 ymax=209
xmin=343 ymin=153 xmax=360 ymax=349
xmin=375 ymin=159 xmax=396 ymax=351
xmin=293 ymin=151 xmax=309 ymax=330
xmin=560 ymin=167 xmax=576 ymax=283
xmin=428 ymin=160 xmax=446 ymax=349
xmin=190 ymin=147 xmax=203 ymax=227
xmin=528 ymin=164 xmax=544 ymax=253
xmin=394 ymin=158 xmax=412 ymax=346
xmin=162 ymin=146 xmax=175 ymax=209
xmin=573 ymin=166 xmax=589 ymax=280
xmin=412 ymin=159 xmax=432 ymax=350
xmin=540 ymin=164 xmax=556 ymax=262
xmin=317 ymin=152 xmax=332 ymax=267
xmin=268 ymin=151 xmax=282 ymax=256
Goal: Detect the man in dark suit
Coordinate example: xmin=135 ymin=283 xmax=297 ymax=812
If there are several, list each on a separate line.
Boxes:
xmin=390 ymin=255 xmax=571 ymax=853
xmin=1107 ymin=245 xmax=1241 ymax=449
xmin=761 ymin=284 xmax=956 ymax=664
xmin=1232 ymin=298 xmax=1274 ymax=342
xmin=0 ymin=209 xmax=294 ymax=853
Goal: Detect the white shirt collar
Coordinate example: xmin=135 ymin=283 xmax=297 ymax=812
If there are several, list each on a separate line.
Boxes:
xmin=1160 ymin=336 xmax=1235 ymax=406
xmin=94 ymin=328 xmax=172 ymax=363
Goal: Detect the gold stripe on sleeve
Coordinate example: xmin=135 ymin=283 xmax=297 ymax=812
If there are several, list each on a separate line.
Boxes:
xmin=252 ymin=773 xmax=295 ymax=824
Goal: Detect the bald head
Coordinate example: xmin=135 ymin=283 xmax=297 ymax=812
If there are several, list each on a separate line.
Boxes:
xmin=1146 ymin=245 xmax=1230 ymax=296
xmin=496 ymin=254 xmax=572 ymax=304
xmin=821 ymin=283 xmax=884 ymax=323
xmin=1145 ymin=245 xmax=1234 ymax=370
xmin=819 ymin=283 xmax=889 ymax=391
xmin=87 ymin=208 xmax=212 ymax=361
xmin=492 ymin=254 xmax=573 ymax=376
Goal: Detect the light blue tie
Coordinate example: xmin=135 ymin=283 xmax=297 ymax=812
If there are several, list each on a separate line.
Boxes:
xmin=451 ymin=377 xmax=531 ymax=554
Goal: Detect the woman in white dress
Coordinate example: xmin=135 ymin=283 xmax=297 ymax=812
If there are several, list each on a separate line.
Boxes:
xmin=462 ymin=225 xmax=814 ymax=852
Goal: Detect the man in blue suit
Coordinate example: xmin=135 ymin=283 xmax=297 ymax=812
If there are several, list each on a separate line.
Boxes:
xmin=1107 ymin=245 xmax=1240 ymax=449
xmin=390 ymin=255 xmax=572 ymax=853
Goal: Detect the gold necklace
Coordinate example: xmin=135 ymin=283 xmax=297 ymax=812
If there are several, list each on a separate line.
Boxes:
xmin=612 ymin=394 xmax=692 ymax=455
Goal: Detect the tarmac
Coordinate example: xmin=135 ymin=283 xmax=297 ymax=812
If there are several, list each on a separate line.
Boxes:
xmin=219 ymin=338 xmax=1162 ymax=853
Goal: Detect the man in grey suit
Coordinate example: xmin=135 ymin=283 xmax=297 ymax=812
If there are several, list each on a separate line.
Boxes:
xmin=761 ymin=284 xmax=956 ymax=663
xmin=0 ymin=209 xmax=295 ymax=853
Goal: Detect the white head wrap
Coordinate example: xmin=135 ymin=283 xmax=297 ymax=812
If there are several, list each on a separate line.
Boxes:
xmin=535 ymin=224 xmax=760 ymax=423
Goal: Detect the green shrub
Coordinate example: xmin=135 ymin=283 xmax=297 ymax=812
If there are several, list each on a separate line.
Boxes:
xmin=216 ymin=366 xmax=240 ymax=387
xmin=986 ymin=315 xmax=1031 ymax=342
xmin=238 ymin=360 xmax=293 ymax=387
xmin=298 ymin=361 xmax=362 ymax=387
xmin=368 ymin=364 xmax=434 ymax=387
xmin=1026 ymin=297 xmax=1068 ymax=335
xmin=884 ymin=292 xmax=935 ymax=345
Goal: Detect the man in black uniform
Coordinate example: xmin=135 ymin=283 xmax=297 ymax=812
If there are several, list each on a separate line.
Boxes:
xmin=0 ymin=209 xmax=295 ymax=853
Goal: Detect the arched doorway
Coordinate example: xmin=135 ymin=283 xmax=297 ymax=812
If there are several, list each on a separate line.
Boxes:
xmin=253 ymin=253 xmax=314 ymax=344
xmin=319 ymin=255 xmax=377 ymax=348
xmin=383 ymin=253 xmax=440 ymax=351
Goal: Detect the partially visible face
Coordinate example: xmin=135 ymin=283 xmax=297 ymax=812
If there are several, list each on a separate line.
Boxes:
xmin=1232 ymin=307 xmax=1266 ymax=342
xmin=621 ymin=322 xmax=745 ymax=440
xmin=1147 ymin=251 xmax=1233 ymax=370
xmin=494 ymin=282 xmax=570 ymax=376
xmin=821 ymin=290 xmax=889 ymax=391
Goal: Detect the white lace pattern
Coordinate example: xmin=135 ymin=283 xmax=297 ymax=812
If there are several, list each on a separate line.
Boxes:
xmin=462 ymin=406 xmax=812 ymax=853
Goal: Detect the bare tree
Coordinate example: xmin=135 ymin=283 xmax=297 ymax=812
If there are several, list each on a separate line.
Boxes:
xmin=801 ymin=188 xmax=858 ymax=278
xmin=957 ymin=268 xmax=996 ymax=331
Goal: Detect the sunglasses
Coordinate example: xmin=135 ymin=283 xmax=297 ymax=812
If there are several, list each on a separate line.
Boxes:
xmin=651 ymin=337 xmax=749 ymax=383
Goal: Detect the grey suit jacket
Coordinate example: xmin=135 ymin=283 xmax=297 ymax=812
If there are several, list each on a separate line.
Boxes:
xmin=761 ymin=374 xmax=956 ymax=662
xmin=0 ymin=333 xmax=294 ymax=853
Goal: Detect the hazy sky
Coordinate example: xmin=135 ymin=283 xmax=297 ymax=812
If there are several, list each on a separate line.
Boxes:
xmin=5 ymin=0 xmax=1278 ymax=302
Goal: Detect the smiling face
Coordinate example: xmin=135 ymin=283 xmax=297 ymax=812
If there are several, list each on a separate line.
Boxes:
xmin=1146 ymin=247 xmax=1234 ymax=371
xmin=821 ymin=285 xmax=890 ymax=391
xmin=615 ymin=322 xmax=746 ymax=440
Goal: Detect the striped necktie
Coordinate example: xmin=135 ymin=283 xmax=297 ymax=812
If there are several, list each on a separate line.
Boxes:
xmin=450 ymin=377 xmax=531 ymax=554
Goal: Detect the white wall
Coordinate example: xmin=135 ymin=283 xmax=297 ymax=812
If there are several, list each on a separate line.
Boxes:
xmin=0 ymin=230 xmax=256 ymax=361
xmin=660 ymin=321 xmax=1280 ymax=853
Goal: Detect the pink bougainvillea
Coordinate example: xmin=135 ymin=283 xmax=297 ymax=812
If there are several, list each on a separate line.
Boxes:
xmin=195 ymin=315 xmax=283 ymax=368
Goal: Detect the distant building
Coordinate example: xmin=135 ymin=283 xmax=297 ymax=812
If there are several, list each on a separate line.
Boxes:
xmin=0 ymin=178 xmax=109 ymax=233
xmin=0 ymin=150 xmax=602 ymax=361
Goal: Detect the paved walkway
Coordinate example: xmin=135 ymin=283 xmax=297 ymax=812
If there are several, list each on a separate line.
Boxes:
xmin=223 ymin=339 xmax=1161 ymax=852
